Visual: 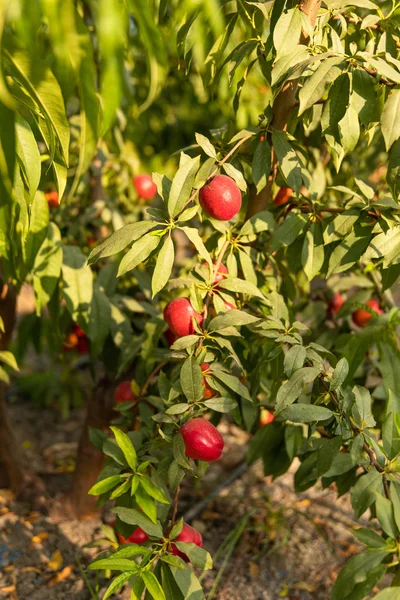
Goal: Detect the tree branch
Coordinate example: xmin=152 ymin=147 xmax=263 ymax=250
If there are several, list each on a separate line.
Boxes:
xmin=246 ymin=0 xmax=322 ymax=218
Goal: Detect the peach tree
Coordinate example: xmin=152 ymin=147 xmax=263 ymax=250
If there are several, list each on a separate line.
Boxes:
xmin=85 ymin=2 xmax=400 ymax=599
xmin=0 ymin=0 xmax=400 ymax=599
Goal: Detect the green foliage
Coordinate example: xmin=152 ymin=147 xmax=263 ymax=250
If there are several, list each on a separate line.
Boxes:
xmin=1 ymin=0 xmax=400 ymax=598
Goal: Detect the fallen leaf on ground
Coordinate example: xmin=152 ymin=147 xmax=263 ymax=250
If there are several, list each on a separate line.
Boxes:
xmin=0 ymin=585 xmax=16 ymax=593
xmin=292 ymin=582 xmax=315 ymax=592
xmin=21 ymin=567 xmax=42 ymax=574
xmin=47 ymin=549 xmax=63 ymax=571
xmin=0 ymin=490 xmax=15 ymax=503
xmin=48 ymin=565 xmax=73 ymax=586
xmin=31 ymin=532 xmax=49 ymax=545
xmin=248 ymin=561 xmax=259 ymax=578
xmin=3 ymin=566 xmax=14 ymax=573
xmin=294 ymin=499 xmax=311 ymax=507
xmin=0 ymin=507 xmax=9 ymax=515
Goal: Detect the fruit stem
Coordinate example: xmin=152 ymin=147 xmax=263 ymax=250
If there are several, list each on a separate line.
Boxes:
xmin=181 ymin=134 xmax=254 ymax=212
xmin=140 ymin=360 xmax=168 ymax=397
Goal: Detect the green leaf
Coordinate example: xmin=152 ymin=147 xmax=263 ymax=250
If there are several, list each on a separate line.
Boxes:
xmin=351 ymin=69 xmax=381 ymax=127
xmin=352 ymin=386 xmax=376 ymax=428
xmin=33 ymin=223 xmax=62 ymax=314
xmin=168 ymin=155 xmax=200 ymax=217
xmin=88 ymin=475 xmax=123 ymax=496
xmin=351 ymin=469 xmax=383 ymax=519
xmin=88 ymin=557 xmax=139 ymax=572
xmin=142 ymin=571 xmax=166 ymax=600
xmin=88 ymin=222 xmax=155 ymax=265
xmin=161 ymin=564 xmax=184 ymax=600
xmin=166 ymin=403 xmax=190 ymax=415
xmin=117 ymin=233 xmax=161 ymax=277
xmin=275 ymin=367 xmax=321 ymax=413
xmin=110 ymin=478 xmax=132 ymax=499
xmin=15 ymin=116 xmax=40 ymax=200
xmin=363 ymin=226 xmax=400 ymax=268
xmin=339 ymin=106 xmax=360 ymax=153
xmin=6 ymin=51 xmax=70 ymax=165
xmin=352 ymin=528 xmax=386 ymax=549
xmin=284 ymin=345 xmax=306 ymax=378
xmin=97 ymin=0 xmax=126 ymax=134
xmin=152 ymin=234 xmax=175 ymax=297
xmin=271 ymin=45 xmax=310 ymax=86
xmin=390 ymin=483 xmax=400 ymax=532
xmin=102 ymin=573 xmax=134 ymax=600
xmin=136 ymin=484 xmax=157 ymax=523
xmin=25 ymin=192 xmax=50 ymax=272
xmin=271 ymin=131 xmax=302 ymax=194
xmin=67 ymin=12 xmax=100 ymax=197
xmin=112 ymin=507 xmax=163 ymax=538
xmin=203 ymin=397 xmax=238 ymax=412
xmin=298 ymin=57 xmax=344 ymax=115
xmin=239 ymin=210 xmax=275 ymax=236
xmin=212 ymin=370 xmax=251 ymax=400
xmin=180 ymin=226 xmax=212 ymax=269
xmin=273 ymin=8 xmax=302 ymax=57
xmin=0 ymin=351 xmax=19 ymax=372
xmin=363 ymin=55 xmax=400 ymax=85
xmin=208 ymin=309 xmax=259 ymax=331
xmin=217 ymin=277 xmax=265 ymax=299
xmin=140 ymin=477 xmax=170 ymax=505
xmin=222 ymin=162 xmax=247 ymax=191
xmin=130 ymin=576 xmax=146 ymax=600
xmin=62 ymin=246 xmax=93 ymax=324
xmin=375 ymin=493 xmax=398 ymax=539
xmin=180 ymin=357 xmax=203 ymax=403
xmin=302 ymin=229 xmax=324 ymax=281
xmin=270 ymin=213 xmax=308 ymax=252
xmin=280 ymin=404 xmax=333 ymax=423
xmin=317 ymin=436 xmax=343 ymax=476
xmin=381 ymin=89 xmax=400 ymax=151
xmin=174 ymin=543 xmax=213 ymax=569
xmin=134 ymin=0 xmax=168 ymax=113
xmin=331 ymin=549 xmax=388 ymax=600
xmin=110 ymin=426 xmax=137 ymax=471
xmin=252 ymin=139 xmax=271 ymax=194
xmin=330 ymin=358 xmax=349 ymax=391
xmin=170 ymin=566 xmax=205 ymax=600
xmin=195 ymin=133 xmax=217 ymax=158
xmin=88 ymin=287 xmax=111 ymax=358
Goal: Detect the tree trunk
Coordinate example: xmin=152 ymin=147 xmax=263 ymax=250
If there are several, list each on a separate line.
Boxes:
xmin=65 ymin=377 xmax=115 ymax=518
xmin=0 ymin=280 xmax=30 ymax=492
xmin=246 ymin=0 xmax=322 ymax=218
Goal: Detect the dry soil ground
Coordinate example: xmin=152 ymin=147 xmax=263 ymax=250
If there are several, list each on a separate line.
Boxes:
xmin=0 ymin=399 xmax=388 ymax=600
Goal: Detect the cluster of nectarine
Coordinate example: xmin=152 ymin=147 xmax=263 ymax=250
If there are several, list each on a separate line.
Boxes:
xmin=116 ymin=522 xmax=203 ymax=563
xmin=328 ymin=294 xmax=383 ymax=327
xmin=63 ymin=323 xmax=89 ymax=354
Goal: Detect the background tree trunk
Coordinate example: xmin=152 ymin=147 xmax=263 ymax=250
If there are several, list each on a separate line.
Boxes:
xmin=65 ymin=377 xmax=115 ymax=518
xmin=0 ymin=280 xmax=29 ymax=492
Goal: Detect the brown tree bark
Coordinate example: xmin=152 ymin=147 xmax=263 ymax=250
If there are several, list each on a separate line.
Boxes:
xmin=65 ymin=377 xmax=116 ymax=518
xmin=63 ymin=158 xmax=116 ymax=519
xmin=0 ymin=280 xmax=32 ymax=493
xmin=246 ymin=0 xmax=322 ymax=218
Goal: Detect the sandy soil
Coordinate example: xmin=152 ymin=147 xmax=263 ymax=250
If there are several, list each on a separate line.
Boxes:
xmin=0 ymin=399 xmax=386 ymax=600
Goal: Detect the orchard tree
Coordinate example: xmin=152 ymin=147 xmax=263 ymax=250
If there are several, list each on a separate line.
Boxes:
xmin=1 ymin=1 xmax=400 ymax=600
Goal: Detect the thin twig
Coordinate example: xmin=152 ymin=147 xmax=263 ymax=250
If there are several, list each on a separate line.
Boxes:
xmin=140 ymin=361 xmax=168 ymax=397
